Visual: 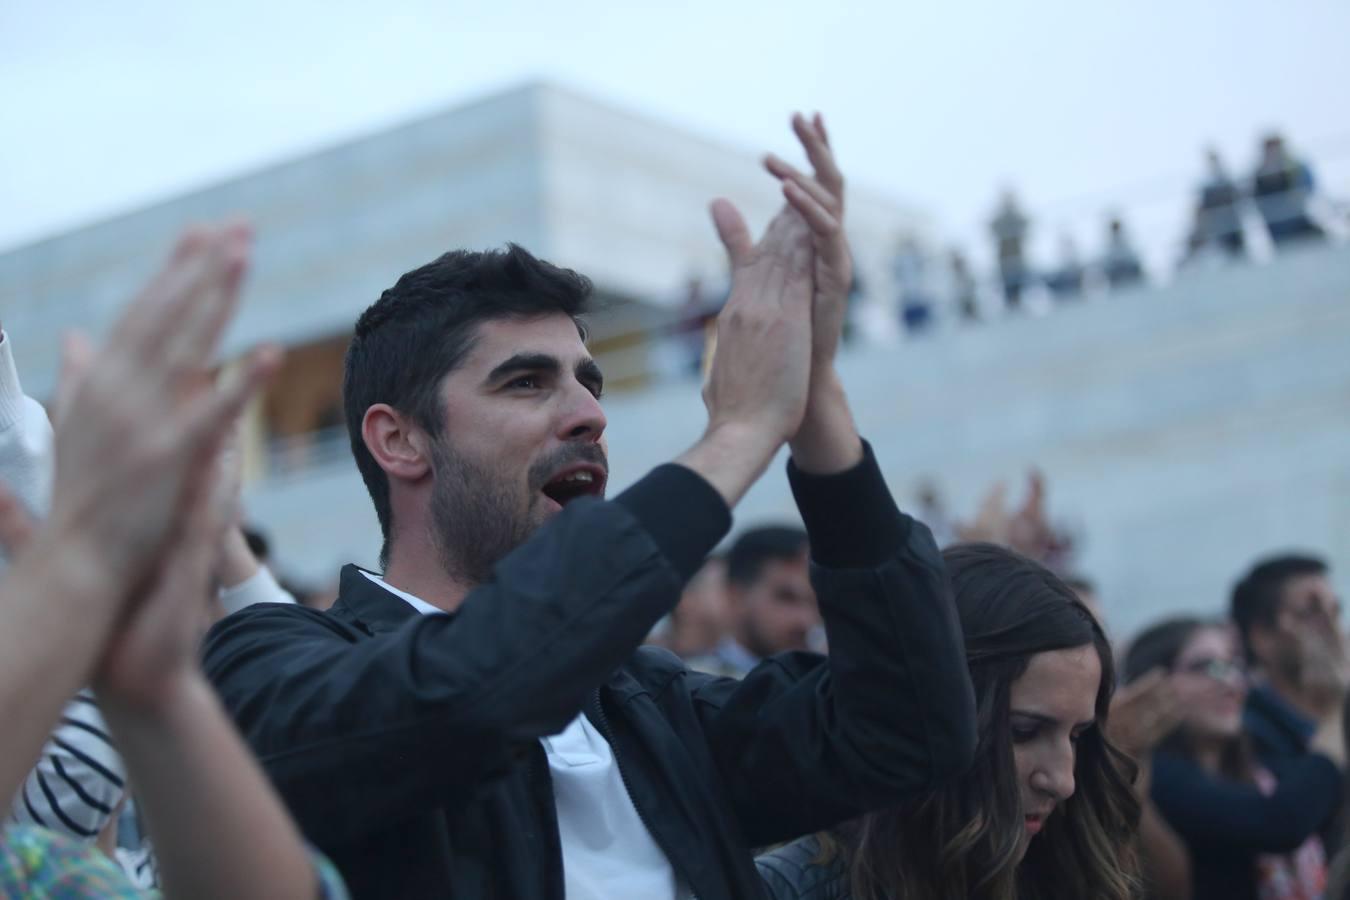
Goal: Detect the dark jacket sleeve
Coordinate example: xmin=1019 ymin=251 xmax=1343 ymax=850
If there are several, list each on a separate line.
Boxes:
xmin=202 ymin=465 xmax=729 ymax=847
xmin=1150 ymin=750 xmax=1342 ymax=853
xmin=687 ymin=441 xmax=976 ymax=847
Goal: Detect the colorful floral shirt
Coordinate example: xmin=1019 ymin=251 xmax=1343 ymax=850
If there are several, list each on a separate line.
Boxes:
xmin=0 ymin=825 xmax=348 ymax=898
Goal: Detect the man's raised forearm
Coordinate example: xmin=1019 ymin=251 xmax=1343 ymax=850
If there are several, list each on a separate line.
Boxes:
xmin=788 ymin=368 xmax=863 ymax=475
xmin=676 ymin=421 xmax=784 ymax=509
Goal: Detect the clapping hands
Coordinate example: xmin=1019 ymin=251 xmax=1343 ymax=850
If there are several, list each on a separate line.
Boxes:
xmin=27 ymin=224 xmax=278 ymax=708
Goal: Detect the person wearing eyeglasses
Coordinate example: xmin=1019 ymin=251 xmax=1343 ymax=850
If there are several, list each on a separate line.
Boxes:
xmin=1124 ymin=618 xmax=1344 ymax=900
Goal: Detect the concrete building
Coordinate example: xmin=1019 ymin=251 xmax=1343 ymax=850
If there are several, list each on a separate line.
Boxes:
xmin=0 ymin=80 xmax=929 ymax=400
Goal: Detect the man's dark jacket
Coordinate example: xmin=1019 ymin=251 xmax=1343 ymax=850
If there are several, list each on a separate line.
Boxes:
xmin=202 ymin=445 xmax=976 ymax=899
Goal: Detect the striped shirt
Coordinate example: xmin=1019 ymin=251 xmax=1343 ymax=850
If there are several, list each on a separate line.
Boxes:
xmin=9 ymin=696 xmax=125 ymax=841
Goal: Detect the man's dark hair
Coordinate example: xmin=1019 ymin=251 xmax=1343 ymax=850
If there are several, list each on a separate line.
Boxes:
xmin=1231 ymin=553 xmax=1329 ymax=663
xmin=725 ymin=525 xmax=809 ymax=588
xmin=343 ymin=244 xmax=593 ymax=566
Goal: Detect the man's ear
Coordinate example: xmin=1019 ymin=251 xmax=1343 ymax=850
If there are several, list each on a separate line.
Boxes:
xmin=362 ymin=403 xmax=432 ymax=483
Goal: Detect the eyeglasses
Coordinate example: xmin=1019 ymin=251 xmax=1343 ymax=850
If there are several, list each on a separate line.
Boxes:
xmin=1177 ymin=657 xmax=1247 ymax=685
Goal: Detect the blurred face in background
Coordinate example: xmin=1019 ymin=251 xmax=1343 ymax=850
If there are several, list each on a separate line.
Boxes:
xmin=667 ymin=557 xmax=732 ymax=658
xmin=1172 ymin=626 xmax=1246 ymax=741
xmin=1262 ymin=136 xmax=1285 ymax=165
xmin=731 ymin=550 xmax=819 ymax=658
xmin=1253 ymin=572 xmax=1341 ymax=685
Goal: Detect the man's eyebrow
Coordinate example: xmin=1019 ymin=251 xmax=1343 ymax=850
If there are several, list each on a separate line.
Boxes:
xmin=485 ymin=353 xmax=561 ymax=385
xmin=576 ymin=358 xmax=604 ymax=393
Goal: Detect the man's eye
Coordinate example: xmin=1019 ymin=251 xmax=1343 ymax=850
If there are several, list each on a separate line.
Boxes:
xmin=508 ymin=376 xmax=542 ymax=390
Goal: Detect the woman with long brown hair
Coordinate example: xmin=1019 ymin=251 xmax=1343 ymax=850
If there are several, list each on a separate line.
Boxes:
xmin=756 ymin=543 xmax=1141 ymax=900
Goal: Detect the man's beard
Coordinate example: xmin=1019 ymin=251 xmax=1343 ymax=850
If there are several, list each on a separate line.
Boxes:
xmin=427 ymin=436 xmax=607 ymax=587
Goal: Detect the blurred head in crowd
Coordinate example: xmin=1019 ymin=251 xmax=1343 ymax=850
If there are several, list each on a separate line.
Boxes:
xmin=725 ymin=526 xmax=816 ymax=658
xmin=1125 ymin=618 xmax=1247 ymax=751
xmin=667 ymin=555 xmax=732 ymax=658
xmin=344 ymin=245 xmax=605 ymax=584
xmin=1261 ymin=133 xmax=1288 ymax=165
xmin=1231 ymin=554 xmax=1338 ymax=681
xmin=833 ymin=544 xmax=1138 ymax=900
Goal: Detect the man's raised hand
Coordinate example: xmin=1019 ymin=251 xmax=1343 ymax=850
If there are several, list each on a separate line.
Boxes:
xmin=763 ymin=112 xmax=852 ymax=373
xmin=761 ymin=112 xmax=863 ymax=473
xmin=703 ymin=200 xmax=814 ymax=448
xmin=675 ymin=201 xmax=814 ymax=508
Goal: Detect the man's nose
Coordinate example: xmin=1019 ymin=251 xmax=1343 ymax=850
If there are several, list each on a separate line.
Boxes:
xmin=559 ymin=383 xmax=607 ymax=441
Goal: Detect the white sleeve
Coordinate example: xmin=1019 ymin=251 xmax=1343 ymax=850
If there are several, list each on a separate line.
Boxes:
xmin=0 ymin=330 xmax=54 ymax=568
xmin=8 ymin=690 xmax=127 ymax=840
xmin=217 ymin=564 xmax=297 ymax=616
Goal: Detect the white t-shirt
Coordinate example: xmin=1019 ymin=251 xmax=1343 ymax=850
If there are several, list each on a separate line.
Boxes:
xmin=360 ymin=571 xmax=687 ymax=899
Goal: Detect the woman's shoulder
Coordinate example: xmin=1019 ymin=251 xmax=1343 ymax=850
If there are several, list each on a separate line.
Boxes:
xmin=756 ymin=834 xmax=850 ymax=900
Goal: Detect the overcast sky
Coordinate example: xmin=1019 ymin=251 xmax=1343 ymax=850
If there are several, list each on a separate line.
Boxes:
xmin=3 ymin=0 xmax=1348 ymax=272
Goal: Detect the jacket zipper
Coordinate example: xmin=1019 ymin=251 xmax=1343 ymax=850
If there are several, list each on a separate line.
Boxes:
xmin=590 ymin=688 xmax=700 ymax=900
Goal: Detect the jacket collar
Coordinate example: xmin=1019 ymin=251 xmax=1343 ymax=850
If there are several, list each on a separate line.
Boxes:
xmin=330 ymin=563 xmax=437 ymax=635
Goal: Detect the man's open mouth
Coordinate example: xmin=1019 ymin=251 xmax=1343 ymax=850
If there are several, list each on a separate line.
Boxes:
xmin=540 ymin=465 xmax=607 ymax=507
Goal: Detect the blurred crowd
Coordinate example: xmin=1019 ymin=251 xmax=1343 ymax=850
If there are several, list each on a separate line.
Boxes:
xmin=897 ymin=131 xmax=1338 ymax=333
xmin=668 ymin=131 xmax=1340 ymax=378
